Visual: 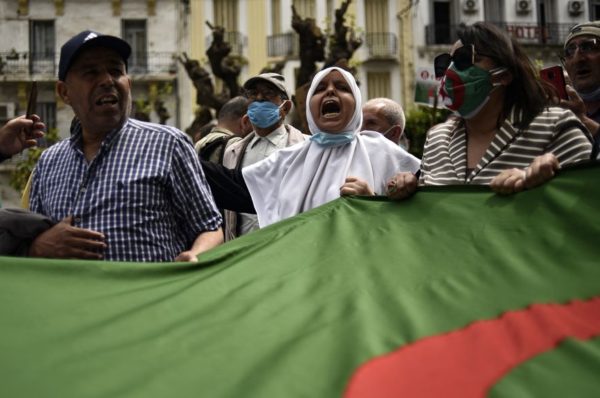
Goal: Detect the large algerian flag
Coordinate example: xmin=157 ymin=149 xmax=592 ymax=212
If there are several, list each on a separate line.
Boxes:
xmin=1 ymin=164 xmax=599 ymax=398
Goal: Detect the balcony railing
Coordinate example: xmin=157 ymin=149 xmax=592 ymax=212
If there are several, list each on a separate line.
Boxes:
xmin=127 ymin=52 xmax=178 ymax=75
xmin=267 ymin=32 xmax=399 ymax=60
xmin=267 ymin=33 xmax=299 ymax=58
xmin=425 ymin=22 xmax=576 ymax=46
xmin=365 ymin=32 xmax=398 ymax=58
xmin=205 ymin=31 xmax=246 ymax=56
xmin=0 ymin=51 xmax=51 ymax=76
xmin=0 ymin=51 xmax=177 ymax=78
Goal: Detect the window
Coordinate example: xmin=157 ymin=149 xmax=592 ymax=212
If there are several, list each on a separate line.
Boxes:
xmin=214 ymin=0 xmax=238 ymax=30
xmin=366 ymin=0 xmax=388 ymax=33
xmin=591 ymin=0 xmax=600 ymax=20
xmin=37 ymin=102 xmax=56 ymax=130
xmin=122 ymin=20 xmax=147 ymax=74
xmin=0 ymin=103 xmax=16 ymax=126
xmin=326 ymin=0 xmax=335 ymax=30
xmin=430 ymin=1 xmax=453 ymax=45
xmin=29 ymin=21 xmax=55 ymax=75
xmin=367 ymin=72 xmax=391 ymax=99
xmin=484 ymin=0 xmax=504 ymax=22
xmin=294 ymin=0 xmax=316 ymax=19
xmin=272 ymin=0 xmax=281 ymax=35
xmin=537 ymin=0 xmax=557 ymax=44
xmin=213 ymin=0 xmax=242 ymax=54
xmin=366 ymin=0 xmax=396 ymax=57
xmin=33 ymin=102 xmax=57 ymax=147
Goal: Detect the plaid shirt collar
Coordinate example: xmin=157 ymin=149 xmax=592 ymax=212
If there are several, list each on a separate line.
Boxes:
xmin=69 ymin=118 xmax=126 ymax=153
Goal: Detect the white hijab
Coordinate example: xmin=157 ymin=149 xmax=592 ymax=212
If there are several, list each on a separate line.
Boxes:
xmin=306 ymin=67 xmax=363 ymax=138
xmin=243 ymin=67 xmax=420 ymax=228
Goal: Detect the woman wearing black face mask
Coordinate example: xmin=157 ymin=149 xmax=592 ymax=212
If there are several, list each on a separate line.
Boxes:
xmin=387 ymin=22 xmax=593 ymax=199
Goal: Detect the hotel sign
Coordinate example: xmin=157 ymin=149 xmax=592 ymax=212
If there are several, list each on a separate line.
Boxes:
xmin=503 ymin=24 xmax=550 ymax=42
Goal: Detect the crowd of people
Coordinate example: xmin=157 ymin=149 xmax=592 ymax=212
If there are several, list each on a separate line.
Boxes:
xmin=1 ymin=21 xmax=598 ymax=261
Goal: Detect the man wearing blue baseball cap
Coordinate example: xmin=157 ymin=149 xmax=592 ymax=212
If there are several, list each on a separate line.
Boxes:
xmin=28 ymin=30 xmax=223 ymax=262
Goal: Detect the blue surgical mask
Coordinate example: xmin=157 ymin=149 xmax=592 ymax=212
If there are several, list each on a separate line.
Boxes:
xmin=247 ymin=101 xmax=283 ymax=129
xmin=309 ymin=131 xmax=355 ymax=147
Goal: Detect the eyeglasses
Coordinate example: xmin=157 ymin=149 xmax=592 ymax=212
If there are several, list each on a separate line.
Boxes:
xmin=433 ymin=44 xmax=493 ymax=78
xmin=244 ymin=88 xmax=282 ymax=101
xmin=563 ymin=38 xmax=600 ymax=59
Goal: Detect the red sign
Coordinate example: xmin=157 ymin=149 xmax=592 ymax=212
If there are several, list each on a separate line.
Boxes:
xmin=504 ymin=25 xmax=549 ymax=41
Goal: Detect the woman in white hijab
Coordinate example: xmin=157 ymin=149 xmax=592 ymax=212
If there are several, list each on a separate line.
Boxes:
xmin=241 ymin=66 xmax=420 ymax=227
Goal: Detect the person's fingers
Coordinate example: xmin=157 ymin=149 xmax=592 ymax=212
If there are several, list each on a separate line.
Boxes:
xmin=387 ymin=173 xmax=417 ymax=200
xmin=402 ymin=173 xmax=418 ymax=191
xmin=68 ymin=226 xmax=106 ymax=242
xmin=547 ymin=153 xmax=560 ymax=170
xmin=526 ymin=167 xmax=553 ymax=188
xmin=386 ymin=178 xmax=398 ymax=194
xmin=175 ymin=252 xmax=198 ymax=262
xmin=496 ymin=176 xmax=517 ymax=195
xmin=66 ymin=248 xmax=103 ymax=260
xmin=340 ymin=186 xmax=355 ymax=196
xmin=565 ymin=84 xmax=579 ymax=99
xmin=341 ymin=177 xmax=373 ymax=196
xmin=65 ymin=236 xmax=106 ymax=251
xmin=491 ymin=169 xmax=525 ymax=194
xmin=524 ymin=154 xmax=559 ymax=189
xmin=23 ymin=139 xmax=38 ymax=148
xmin=60 ymin=216 xmax=106 ymax=241
xmin=513 ymin=178 xmax=525 ymax=193
xmin=490 ymin=172 xmax=507 ymax=191
xmin=340 ymin=184 xmax=363 ymax=196
xmin=490 ymin=177 xmax=507 ymax=194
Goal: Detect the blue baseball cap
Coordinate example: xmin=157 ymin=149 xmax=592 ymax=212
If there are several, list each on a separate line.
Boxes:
xmin=58 ymin=30 xmax=131 ymax=81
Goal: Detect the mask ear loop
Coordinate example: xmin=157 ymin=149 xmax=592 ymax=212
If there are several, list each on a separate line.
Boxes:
xmin=382 ymin=125 xmax=397 ymax=138
xmin=490 ymin=67 xmax=509 ymax=87
xmin=488 ymin=67 xmax=510 ymax=129
xmin=278 ymin=99 xmax=292 ymax=119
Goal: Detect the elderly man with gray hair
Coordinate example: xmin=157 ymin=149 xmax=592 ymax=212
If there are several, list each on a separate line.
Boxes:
xmin=561 ymin=20 xmax=600 ymax=158
xmin=361 ymin=98 xmax=409 ymax=150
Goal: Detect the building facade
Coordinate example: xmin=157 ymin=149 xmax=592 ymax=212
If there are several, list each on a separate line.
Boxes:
xmin=0 ymin=0 xmax=188 ymax=136
xmin=411 ymin=0 xmax=596 ymax=105
xmin=188 ymin=0 xmax=596 ymax=117
xmin=189 ymin=0 xmax=415 ymax=120
xmin=0 ymin=0 xmax=597 ymax=136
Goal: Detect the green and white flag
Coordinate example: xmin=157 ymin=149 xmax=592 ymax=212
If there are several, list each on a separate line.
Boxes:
xmin=1 ymin=164 xmax=599 ymax=397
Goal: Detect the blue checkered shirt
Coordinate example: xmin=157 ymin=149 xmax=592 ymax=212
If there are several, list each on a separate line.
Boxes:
xmin=30 ymin=118 xmax=222 ymax=261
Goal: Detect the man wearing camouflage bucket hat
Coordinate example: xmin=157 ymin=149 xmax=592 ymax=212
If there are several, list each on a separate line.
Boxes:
xmin=219 ymin=72 xmax=308 ymax=241
xmin=561 ymin=21 xmax=600 ymax=158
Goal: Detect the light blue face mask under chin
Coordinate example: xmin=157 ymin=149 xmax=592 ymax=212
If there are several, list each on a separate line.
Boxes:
xmin=309 ymin=131 xmax=355 ymax=148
